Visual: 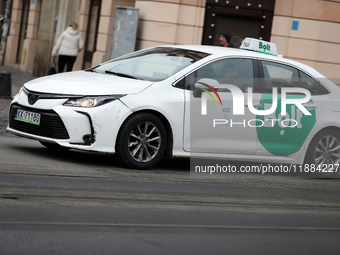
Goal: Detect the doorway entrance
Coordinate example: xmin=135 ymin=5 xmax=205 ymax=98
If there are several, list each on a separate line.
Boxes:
xmin=83 ymin=0 xmax=101 ymax=69
xmin=16 ymin=0 xmax=30 ymax=64
xmin=202 ymin=0 xmax=275 ymax=48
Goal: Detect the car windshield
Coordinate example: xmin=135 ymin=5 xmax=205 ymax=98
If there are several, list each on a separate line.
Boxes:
xmin=94 ymin=47 xmax=210 ymax=81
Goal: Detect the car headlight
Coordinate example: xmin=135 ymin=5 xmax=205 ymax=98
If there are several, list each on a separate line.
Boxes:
xmin=63 ymin=95 xmax=126 ymax=107
xmin=17 ymin=86 xmax=25 ymax=96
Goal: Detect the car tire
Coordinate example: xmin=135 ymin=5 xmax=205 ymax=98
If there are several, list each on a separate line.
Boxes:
xmin=115 ymin=113 xmax=167 ymax=169
xmin=39 ymin=141 xmax=70 ymax=151
xmin=304 ymin=129 xmax=340 ymax=177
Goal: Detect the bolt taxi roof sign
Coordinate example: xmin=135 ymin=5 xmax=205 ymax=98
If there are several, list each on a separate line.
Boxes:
xmin=240 ymin=38 xmax=278 ymax=56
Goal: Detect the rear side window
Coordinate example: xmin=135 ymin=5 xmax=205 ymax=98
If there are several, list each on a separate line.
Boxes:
xmin=261 ymin=61 xmax=299 ymax=92
xmin=299 ymin=71 xmax=329 ymax=95
xmin=260 ymin=61 xmax=329 ymax=95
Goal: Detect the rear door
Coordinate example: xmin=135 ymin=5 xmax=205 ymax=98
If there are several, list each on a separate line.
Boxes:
xmin=255 ymin=60 xmax=327 ymax=156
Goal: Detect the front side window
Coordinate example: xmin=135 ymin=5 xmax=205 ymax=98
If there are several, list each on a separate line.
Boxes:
xmin=94 ymin=47 xmax=210 ymax=81
xmin=178 ymin=58 xmax=253 ymax=92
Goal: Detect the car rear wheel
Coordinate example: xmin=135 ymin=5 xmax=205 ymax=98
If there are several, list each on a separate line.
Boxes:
xmin=305 ymin=129 xmax=340 ymax=176
xmin=39 ymin=141 xmax=70 ymax=151
xmin=115 ymin=113 xmax=167 ymax=169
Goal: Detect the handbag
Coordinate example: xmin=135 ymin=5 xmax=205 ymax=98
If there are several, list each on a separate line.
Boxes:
xmin=48 ymin=58 xmax=57 ymax=75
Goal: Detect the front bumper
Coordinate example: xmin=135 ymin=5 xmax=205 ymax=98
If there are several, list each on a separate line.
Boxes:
xmin=7 ymin=93 xmax=133 ymax=153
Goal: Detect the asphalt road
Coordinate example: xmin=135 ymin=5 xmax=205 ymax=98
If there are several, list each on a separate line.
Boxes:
xmin=1 ymin=62 xmax=340 ymax=254
xmin=1 ymin=133 xmax=340 ymax=254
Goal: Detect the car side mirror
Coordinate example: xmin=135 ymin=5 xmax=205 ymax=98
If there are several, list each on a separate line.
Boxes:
xmin=193 ymin=78 xmax=220 ymax=98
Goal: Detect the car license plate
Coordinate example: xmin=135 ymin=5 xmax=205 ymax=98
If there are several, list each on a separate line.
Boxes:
xmin=15 ymin=109 xmax=41 ymax=125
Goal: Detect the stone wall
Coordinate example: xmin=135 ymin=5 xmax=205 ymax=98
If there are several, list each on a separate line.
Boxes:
xmin=271 ymin=0 xmax=340 ymax=80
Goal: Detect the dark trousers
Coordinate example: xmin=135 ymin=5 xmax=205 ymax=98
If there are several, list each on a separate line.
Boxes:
xmin=58 ymin=55 xmax=77 ymax=72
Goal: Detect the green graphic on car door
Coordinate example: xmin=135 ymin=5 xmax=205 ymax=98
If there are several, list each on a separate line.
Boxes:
xmin=256 ymin=94 xmax=316 ymax=156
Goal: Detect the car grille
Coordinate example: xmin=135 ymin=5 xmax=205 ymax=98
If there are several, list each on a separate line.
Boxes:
xmin=9 ymin=103 xmax=70 ymax=139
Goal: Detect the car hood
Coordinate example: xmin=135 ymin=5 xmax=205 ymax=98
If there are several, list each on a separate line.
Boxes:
xmin=24 ymin=71 xmax=154 ymax=95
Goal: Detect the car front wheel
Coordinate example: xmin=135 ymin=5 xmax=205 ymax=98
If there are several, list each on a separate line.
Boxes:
xmin=115 ymin=113 xmax=167 ymax=169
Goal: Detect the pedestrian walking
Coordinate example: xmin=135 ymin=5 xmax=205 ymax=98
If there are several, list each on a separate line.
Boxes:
xmin=52 ymin=22 xmax=84 ymax=72
xmin=219 ymin=32 xmax=234 ymax=48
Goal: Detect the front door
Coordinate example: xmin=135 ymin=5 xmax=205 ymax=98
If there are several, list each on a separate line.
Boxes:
xmin=183 ymin=58 xmax=261 ymax=155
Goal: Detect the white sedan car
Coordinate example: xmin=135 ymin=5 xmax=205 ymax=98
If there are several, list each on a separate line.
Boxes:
xmin=7 ymin=39 xmax=340 ymax=170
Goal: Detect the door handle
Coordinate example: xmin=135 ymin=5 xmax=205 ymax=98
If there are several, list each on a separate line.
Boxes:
xmin=304 ymin=103 xmax=318 ymax=109
xmin=245 ymin=103 xmax=261 ymax=108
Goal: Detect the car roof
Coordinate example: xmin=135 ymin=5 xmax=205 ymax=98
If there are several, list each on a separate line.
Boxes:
xmin=161 ymin=45 xmax=326 ymax=79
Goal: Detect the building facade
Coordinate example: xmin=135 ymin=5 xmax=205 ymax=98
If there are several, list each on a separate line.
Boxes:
xmin=2 ymin=0 xmax=340 ymax=80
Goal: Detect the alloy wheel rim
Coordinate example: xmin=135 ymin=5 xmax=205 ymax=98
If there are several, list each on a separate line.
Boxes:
xmin=128 ymin=121 xmax=161 ymax=162
xmin=314 ymin=135 xmax=340 ymax=165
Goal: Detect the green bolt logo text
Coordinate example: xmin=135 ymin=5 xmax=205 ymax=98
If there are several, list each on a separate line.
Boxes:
xmin=259 ymin=42 xmax=271 ymax=52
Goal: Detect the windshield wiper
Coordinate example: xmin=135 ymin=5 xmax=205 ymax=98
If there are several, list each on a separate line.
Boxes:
xmin=84 ymin=65 xmax=100 ymax=72
xmin=105 ymin=70 xmax=138 ymax=79
xmin=84 ymin=68 xmax=96 ymax=73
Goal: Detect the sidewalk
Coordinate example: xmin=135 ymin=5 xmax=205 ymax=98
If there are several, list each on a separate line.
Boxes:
xmin=0 ymin=65 xmax=36 ymax=135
